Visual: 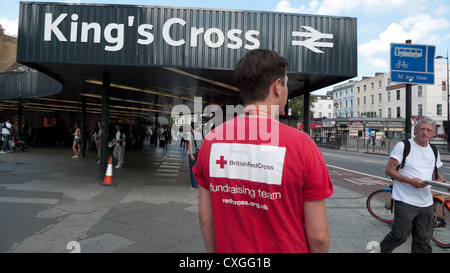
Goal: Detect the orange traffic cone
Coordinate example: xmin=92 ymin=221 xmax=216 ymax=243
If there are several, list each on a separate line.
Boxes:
xmin=102 ymin=156 xmax=117 ymax=186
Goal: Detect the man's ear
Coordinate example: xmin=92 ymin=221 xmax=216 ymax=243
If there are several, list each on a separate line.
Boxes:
xmin=272 ymin=78 xmax=282 ymax=98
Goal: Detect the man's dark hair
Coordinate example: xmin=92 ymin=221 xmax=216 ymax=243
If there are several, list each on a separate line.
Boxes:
xmin=234 ymin=49 xmax=289 ymax=104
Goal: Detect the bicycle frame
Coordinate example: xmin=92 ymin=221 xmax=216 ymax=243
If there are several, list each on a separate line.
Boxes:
xmin=367 ymin=181 xmax=450 ymax=248
xmin=431 ymin=192 xmax=450 ymax=223
xmin=384 ymin=186 xmax=394 ymax=212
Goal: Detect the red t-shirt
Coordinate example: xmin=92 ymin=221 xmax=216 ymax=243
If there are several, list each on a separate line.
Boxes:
xmin=194 ymin=116 xmax=333 ymax=253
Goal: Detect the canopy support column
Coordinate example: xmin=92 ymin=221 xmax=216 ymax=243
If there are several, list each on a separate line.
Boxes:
xmin=303 ymin=80 xmax=311 ymax=136
xmin=99 ymin=72 xmax=110 ymax=182
xmin=81 ymin=96 xmax=87 ymax=158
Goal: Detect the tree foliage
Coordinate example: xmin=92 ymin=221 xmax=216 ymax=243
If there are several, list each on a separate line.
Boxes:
xmin=288 ymin=94 xmax=316 ymax=122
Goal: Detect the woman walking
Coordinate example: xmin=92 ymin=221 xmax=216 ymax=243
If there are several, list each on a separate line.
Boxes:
xmin=72 ymin=122 xmax=81 ymax=158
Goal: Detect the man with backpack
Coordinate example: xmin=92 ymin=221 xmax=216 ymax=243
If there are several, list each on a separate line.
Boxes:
xmin=381 ymin=116 xmax=449 ymax=253
xmin=1 ymin=118 xmax=12 ymax=154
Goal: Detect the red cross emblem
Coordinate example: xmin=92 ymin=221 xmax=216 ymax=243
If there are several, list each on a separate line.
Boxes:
xmin=216 ymin=155 xmax=228 ymax=169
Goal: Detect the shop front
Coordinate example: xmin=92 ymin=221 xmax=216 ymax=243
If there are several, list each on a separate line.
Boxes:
xmin=334 ymin=118 xmax=406 ymax=140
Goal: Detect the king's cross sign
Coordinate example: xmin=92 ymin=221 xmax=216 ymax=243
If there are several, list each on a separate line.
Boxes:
xmin=292 ymin=26 xmax=334 ymax=54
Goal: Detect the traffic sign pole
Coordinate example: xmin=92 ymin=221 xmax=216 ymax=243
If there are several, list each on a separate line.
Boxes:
xmin=405 ymin=40 xmax=412 ymax=139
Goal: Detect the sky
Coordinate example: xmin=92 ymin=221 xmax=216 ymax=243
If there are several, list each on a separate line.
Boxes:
xmin=1 ymin=0 xmax=450 ymax=94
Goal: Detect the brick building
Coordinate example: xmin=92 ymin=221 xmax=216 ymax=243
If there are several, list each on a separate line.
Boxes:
xmin=0 ymin=24 xmax=19 ymax=72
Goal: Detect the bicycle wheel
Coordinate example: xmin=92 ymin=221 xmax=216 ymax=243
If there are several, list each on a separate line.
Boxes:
xmin=431 ymin=199 xmax=450 ymax=248
xmin=366 ymin=189 xmax=394 ymax=223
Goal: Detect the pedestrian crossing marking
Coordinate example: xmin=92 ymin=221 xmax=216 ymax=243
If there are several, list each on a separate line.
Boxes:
xmin=155 ymin=153 xmax=182 ymax=178
xmin=0 ymin=197 xmax=59 ymax=205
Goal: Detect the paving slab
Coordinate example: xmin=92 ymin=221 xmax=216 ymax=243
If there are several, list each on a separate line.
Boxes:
xmin=1 ymin=142 xmax=449 ymax=253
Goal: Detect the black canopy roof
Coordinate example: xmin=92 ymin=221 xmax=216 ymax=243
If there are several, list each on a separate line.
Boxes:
xmin=10 ymin=2 xmax=357 ymax=120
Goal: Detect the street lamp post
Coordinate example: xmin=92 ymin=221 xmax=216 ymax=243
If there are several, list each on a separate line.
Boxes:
xmin=436 ymin=50 xmax=449 ymax=150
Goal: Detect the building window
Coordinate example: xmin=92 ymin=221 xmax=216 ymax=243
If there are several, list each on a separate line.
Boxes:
xmin=387 ymin=91 xmax=391 ymax=102
xmin=371 ymin=95 xmax=374 ymax=104
xmin=418 ymin=86 xmax=423 ymax=97
xmin=388 ymin=108 xmax=392 ymax=118
xmin=396 ymin=90 xmax=401 ymax=100
xmin=437 ymin=104 xmax=442 ymax=116
xmin=363 ymin=96 xmax=366 ymax=105
xmin=378 ymin=93 xmax=382 ymax=103
xmin=397 ymin=106 xmax=401 ymax=118
xmin=357 ymin=97 xmax=360 ymax=106
xmin=418 ymin=104 xmax=423 ymax=116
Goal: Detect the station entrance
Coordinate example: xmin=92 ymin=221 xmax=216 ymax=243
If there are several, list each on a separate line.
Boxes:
xmin=1 ymin=2 xmax=357 ymax=181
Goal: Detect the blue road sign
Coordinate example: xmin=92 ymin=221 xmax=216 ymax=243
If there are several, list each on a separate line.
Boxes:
xmin=390 ymin=43 xmax=436 ymax=84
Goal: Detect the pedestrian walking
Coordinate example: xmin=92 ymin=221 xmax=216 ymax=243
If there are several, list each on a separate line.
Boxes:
xmin=113 ymin=124 xmax=126 ymax=168
xmin=381 ymin=117 xmax=449 ymax=253
xmin=72 ymin=122 xmax=81 ymax=158
xmin=93 ymin=120 xmax=102 ymax=163
xmin=1 ymin=118 xmax=12 ymax=154
xmin=194 ymin=49 xmax=333 ymax=253
xmin=188 ymin=122 xmax=202 ymax=189
xmin=380 ymin=135 xmax=386 ymax=147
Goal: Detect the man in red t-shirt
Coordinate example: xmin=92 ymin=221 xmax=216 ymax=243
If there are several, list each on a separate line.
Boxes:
xmin=194 ymin=49 xmax=333 ymax=253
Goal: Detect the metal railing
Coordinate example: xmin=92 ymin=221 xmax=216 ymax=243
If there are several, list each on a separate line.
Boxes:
xmin=316 ymin=138 xmax=450 ymax=155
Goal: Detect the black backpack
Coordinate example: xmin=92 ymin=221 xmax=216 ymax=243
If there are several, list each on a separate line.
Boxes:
xmin=396 ymin=139 xmax=438 ymax=180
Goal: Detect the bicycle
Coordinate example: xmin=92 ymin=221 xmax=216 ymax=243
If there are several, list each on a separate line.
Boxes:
xmin=366 ymin=181 xmax=450 ymax=248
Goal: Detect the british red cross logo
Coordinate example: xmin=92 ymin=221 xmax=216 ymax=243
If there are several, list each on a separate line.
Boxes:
xmin=216 ymin=155 xmax=228 ymax=169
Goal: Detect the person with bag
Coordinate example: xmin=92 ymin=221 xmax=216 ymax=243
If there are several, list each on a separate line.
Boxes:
xmin=113 ymin=124 xmax=126 ymax=168
xmin=381 ymin=117 xmax=449 ymax=253
xmin=1 ymin=118 xmax=12 ymax=154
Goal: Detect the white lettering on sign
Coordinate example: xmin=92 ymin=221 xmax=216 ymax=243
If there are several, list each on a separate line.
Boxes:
xmin=43 ymin=12 xmax=333 ymax=53
xmin=162 ymin=18 xmax=186 ymax=46
xmin=43 ymin=13 xmax=260 ymax=52
xmin=209 ymin=143 xmax=286 ymax=185
xmin=45 ymin=13 xmax=126 ymax=51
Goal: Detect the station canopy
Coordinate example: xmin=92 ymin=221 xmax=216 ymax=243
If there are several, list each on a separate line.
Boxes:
xmin=13 ymin=2 xmax=357 ymax=120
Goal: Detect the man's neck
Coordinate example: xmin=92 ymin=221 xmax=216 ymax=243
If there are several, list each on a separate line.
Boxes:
xmin=413 ymin=137 xmax=428 ymax=147
xmin=244 ymin=103 xmax=280 ymax=119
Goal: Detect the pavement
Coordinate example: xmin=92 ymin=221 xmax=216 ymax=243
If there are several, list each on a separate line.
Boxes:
xmin=0 ymin=140 xmax=449 ymax=253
